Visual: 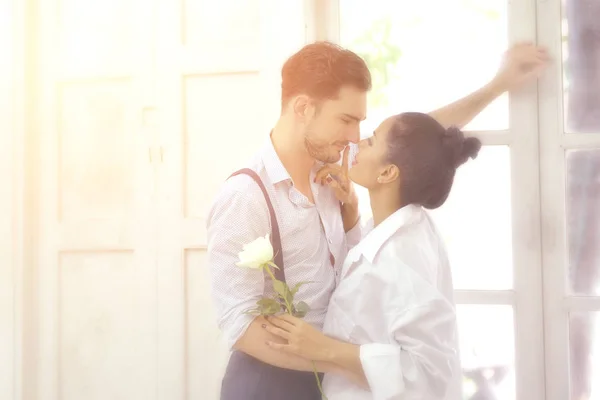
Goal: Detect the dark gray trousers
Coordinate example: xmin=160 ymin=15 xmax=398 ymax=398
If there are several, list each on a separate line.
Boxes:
xmin=220 ymin=351 xmax=324 ymax=400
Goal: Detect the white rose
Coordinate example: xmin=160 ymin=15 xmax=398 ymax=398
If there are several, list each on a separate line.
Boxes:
xmin=236 ymin=234 xmax=274 ymax=269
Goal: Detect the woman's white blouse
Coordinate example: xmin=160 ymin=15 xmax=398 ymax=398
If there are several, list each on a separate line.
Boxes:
xmin=322 ymin=204 xmax=462 ymax=400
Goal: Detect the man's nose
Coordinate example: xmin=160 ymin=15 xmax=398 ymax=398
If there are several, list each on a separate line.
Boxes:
xmin=347 ymin=127 xmax=360 ymax=144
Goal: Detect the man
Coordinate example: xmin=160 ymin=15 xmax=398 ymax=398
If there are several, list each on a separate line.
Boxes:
xmin=207 ymin=41 xmax=548 ymax=400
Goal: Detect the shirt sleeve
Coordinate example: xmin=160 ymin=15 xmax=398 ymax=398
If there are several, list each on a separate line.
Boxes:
xmin=206 ymin=176 xmax=271 ymax=350
xmin=345 ymin=216 xmax=363 ymax=249
xmin=358 ymin=268 xmax=458 ymax=400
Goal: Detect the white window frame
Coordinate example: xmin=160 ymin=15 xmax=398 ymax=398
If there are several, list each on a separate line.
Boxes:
xmin=308 ymin=0 xmax=546 ymax=398
xmin=537 ymin=1 xmax=600 ymax=399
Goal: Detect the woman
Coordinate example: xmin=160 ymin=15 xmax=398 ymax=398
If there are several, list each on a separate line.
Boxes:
xmin=262 ymin=111 xmax=481 ymax=399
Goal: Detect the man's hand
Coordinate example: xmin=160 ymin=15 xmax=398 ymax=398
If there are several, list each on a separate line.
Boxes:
xmin=492 ymin=42 xmax=550 ymax=92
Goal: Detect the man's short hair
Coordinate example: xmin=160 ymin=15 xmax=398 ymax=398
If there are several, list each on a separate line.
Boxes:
xmin=281 ymin=41 xmax=372 ymax=108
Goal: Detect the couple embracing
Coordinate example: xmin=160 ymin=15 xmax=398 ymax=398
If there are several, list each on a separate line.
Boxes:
xmin=207 ymin=41 xmax=547 ymax=400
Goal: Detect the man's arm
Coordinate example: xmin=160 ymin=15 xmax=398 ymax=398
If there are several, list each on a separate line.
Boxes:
xmin=429 ymin=42 xmax=549 ymax=129
xmin=207 ymin=178 xmax=340 ymax=370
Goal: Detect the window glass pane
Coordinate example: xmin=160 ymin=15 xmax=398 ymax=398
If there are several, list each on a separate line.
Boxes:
xmin=562 ymin=0 xmax=600 ymax=133
xmin=569 ymin=312 xmax=600 ymax=400
xmin=431 ymin=146 xmax=512 ymax=290
xmin=457 ymin=305 xmax=515 ymax=400
xmin=566 ymin=149 xmax=600 ymax=296
xmin=355 ymin=146 xmax=513 ymax=290
xmin=340 ymin=0 xmax=508 ymax=132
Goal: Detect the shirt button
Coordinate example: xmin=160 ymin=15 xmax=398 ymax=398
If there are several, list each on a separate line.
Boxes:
xmin=328 ymin=238 xmax=332 ymax=244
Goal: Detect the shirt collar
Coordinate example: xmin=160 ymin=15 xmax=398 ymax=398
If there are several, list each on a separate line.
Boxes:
xmin=359 ymin=204 xmax=423 ymax=263
xmin=261 ymin=136 xmax=291 ymax=185
xmin=261 ymin=135 xmax=327 ymax=187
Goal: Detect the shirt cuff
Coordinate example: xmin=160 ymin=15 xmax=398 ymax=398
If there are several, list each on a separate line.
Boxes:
xmin=345 ymin=217 xmax=363 ymax=249
xmin=359 ymin=343 xmax=406 ymax=399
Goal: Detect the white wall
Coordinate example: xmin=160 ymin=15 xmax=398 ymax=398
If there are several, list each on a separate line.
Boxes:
xmin=0 ymin=0 xmax=16 ymax=397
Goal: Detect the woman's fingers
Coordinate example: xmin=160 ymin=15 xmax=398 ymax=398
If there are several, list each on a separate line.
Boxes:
xmin=275 ymin=313 xmax=302 ymax=326
xmin=315 ymin=166 xmax=339 ymax=183
xmin=341 ymin=146 xmax=350 ymax=172
xmin=326 ymin=177 xmax=340 ymax=190
xmin=266 ymin=315 xmax=295 ymax=330
xmin=262 ymin=324 xmax=291 ymax=340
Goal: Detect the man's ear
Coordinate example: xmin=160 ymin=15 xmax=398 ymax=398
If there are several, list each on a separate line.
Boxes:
xmin=292 ymin=95 xmax=311 ymax=119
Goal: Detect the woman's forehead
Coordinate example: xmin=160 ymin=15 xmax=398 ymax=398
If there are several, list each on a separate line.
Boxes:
xmin=375 ymin=115 xmax=398 ymax=136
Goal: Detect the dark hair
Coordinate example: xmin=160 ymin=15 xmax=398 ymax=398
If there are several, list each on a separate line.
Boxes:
xmin=386 ymin=112 xmax=482 ymax=209
xmin=281 ymin=41 xmax=372 ymax=108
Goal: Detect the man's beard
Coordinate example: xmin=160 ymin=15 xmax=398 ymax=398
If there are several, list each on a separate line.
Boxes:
xmin=304 ymin=134 xmax=339 ymax=164
xmin=304 ymin=122 xmax=343 ymax=164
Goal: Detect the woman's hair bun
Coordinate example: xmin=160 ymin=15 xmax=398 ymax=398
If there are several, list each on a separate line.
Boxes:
xmin=443 ymin=126 xmax=482 ymax=168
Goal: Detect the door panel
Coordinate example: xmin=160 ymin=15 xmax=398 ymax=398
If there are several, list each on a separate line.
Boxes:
xmin=35 ymin=0 xmax=157 ymax=399
xmin=0 ymin=0 xmax=17 ymax=397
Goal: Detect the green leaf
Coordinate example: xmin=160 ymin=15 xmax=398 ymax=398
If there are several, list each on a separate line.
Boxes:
xmin=243 ymin=298 xmax=284 ymax=316
xmin=257 ymin=298 xmax=281 ymax=315
xmin=272 ymin=279 xmax=287 ymax=297
xmin=290 ymin=281 xmax=313 ymax=297
xmin=273 ymin=279 xmax=293 ymax=305
xmin=293 ymin=301 xmax=311 ymax=318
xmin=257 ymin=298 xmax=276 ymax=307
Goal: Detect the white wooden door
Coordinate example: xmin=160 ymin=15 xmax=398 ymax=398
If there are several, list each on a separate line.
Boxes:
xmin=0 ymin=0 xmax=18 ymax=398
xmin=154 ymin=1 xmax=308 ymax=398
xmin=34 ymin=0 xmax=160 ymax=399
